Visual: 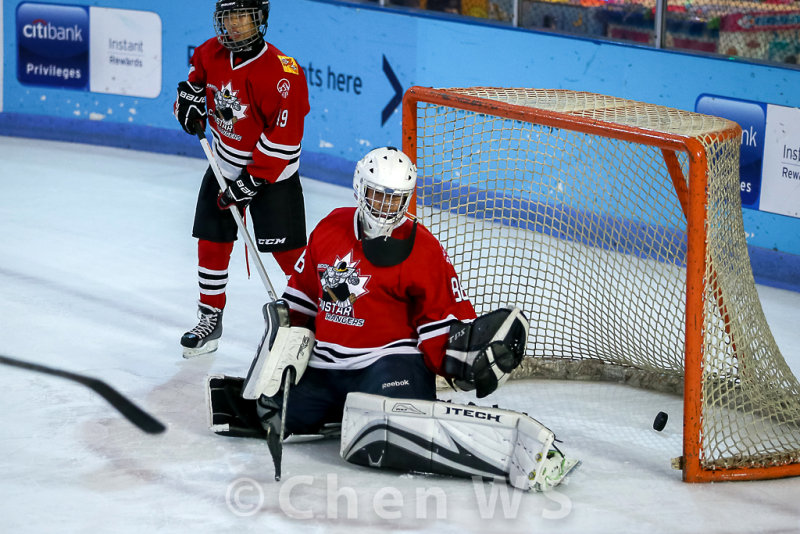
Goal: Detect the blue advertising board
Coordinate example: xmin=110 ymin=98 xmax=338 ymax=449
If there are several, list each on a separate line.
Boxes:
xmin=15 ymin=2 xmax=162 ymax=98
xmin=16 ymin=2 xmax=89 ymax=90
xmin=696 ymin=94 xmax=766 ymax=210
xmin=697 ymin=94 xmax=800 ymax=220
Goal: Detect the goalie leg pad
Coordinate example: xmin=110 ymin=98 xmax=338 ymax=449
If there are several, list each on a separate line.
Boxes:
xmin=242 ymin=299 xmax=315 ymax=399
xmin=206 ymin=375 xmax=267 ymax=439
xmin=444 ymin=306 xmax=529 ymax=398
xmin=340 ymin=392 xmax=578 ymax=491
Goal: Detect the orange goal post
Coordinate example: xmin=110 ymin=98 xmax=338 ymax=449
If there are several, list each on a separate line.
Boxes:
xmin=402 ymin=86 xmax=800 ymax=483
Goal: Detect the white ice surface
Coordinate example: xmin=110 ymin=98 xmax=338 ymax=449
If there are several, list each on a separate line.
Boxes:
xmin=1 ymin=136 xmax=799 ymax=533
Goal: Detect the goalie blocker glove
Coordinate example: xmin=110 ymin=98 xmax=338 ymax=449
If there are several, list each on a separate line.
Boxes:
xmin=444 ymin=306 xmax=529 ymax=398
xmin=242 ymin=299 xmax=314 ymax=400
xmin=174 ymin=81 xmax=207 ymax=135
xmin=217 ymin=171 xmax=265 ymax=211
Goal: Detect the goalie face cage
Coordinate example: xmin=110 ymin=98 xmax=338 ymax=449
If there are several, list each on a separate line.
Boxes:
xmin=402 ymin=86 xmax=800 ymax=483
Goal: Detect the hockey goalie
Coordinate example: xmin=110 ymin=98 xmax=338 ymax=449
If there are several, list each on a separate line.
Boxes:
xmin=206 ymin=147 xmax=579 ymax=491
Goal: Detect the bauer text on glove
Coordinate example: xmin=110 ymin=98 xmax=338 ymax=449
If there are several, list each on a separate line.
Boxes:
xmin=217 ymin=172 xmax=264 ymax=210
xmin=174 ymin=81 xmax=206 ymax=135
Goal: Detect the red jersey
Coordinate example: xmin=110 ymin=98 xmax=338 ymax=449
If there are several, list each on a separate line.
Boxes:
xmin=185 ymin=38 xmax=309 ymax=183
xmin=282 ymin=207 xmax=477 ymax=375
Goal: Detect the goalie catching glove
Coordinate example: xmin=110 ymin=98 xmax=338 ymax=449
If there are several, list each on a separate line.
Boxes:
xmin=443 ymin=306 xmax=529 ymax=398
xmin=174 ymin=81 xmax=206 ymax=135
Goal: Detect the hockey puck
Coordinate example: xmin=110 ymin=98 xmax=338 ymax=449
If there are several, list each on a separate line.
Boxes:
xmin=653 ymin=411 xmax=668 ymax=431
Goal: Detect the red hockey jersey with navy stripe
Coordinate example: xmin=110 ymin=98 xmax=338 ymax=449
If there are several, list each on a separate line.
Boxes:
xmin=282 ymin=207 xmax=477 ymax=375
xmin=185 ymin=38 xmax=309 ymax=183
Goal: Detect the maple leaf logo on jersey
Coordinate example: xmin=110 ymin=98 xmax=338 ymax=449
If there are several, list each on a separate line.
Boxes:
xmin=209 ymin=82 xmax=248 ymax=134
xmin=318 ymin=252 xmax=370 ymax=306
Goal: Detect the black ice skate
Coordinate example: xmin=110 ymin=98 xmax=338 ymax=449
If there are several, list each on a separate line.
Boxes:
xmin=181 ymin=302 xmax=223 ymax=358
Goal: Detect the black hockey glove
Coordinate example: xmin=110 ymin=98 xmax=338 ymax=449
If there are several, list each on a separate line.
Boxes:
xmin=174 ymin=81 xmax=206 ymax=135
xmin=217 ymin=171 xmax=265 ymax=210
xmin=444 ymin=307 xmax=529 ymax=398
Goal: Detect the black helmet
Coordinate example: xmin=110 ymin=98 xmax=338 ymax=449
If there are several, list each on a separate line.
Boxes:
xmin=214 ymin=0 xmax=270 ymax=52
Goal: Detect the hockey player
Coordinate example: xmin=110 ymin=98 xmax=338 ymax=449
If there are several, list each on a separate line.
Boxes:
xmin=206 ymin=147 xmax=578 ymax=490
xmin=173 ymin=0 xmax=309 ymax=358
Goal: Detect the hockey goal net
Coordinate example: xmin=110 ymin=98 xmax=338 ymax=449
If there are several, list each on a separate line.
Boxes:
xmin=402 ymin=86 xmax=800 ymax=483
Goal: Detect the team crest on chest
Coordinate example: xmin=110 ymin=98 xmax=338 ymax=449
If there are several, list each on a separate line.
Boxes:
xmin=317 ymin=251 xmax=370 ymax=327
xmin=208 ymin=81 xmax=248 ymax=140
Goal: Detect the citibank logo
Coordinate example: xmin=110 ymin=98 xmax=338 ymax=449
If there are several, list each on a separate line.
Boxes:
xmin=22 ymin=18 xmax=84 ymax=42
xmin=17 ymin=2 xmax=89 ymax=89
xmin=17 ymin=3 xmax=89 ymax=57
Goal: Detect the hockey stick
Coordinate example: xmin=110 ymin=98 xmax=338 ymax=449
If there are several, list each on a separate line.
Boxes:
xmin=0 ymin=354 xmax=166 ymax=434
xmin=193 ymin=124 xmax=278 ymax=301
xmin=263 ymin=368 xmax=294 ymax=481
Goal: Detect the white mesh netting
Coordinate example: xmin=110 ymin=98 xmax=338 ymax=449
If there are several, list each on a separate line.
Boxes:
xmin=410 ymin=87 xmax=800 ymax=476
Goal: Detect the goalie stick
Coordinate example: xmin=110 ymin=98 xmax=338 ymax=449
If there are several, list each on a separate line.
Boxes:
xmin=264 ymin=369 xmax=293 ymax=481
xmin=193 ymin=122 xmax=278 ymax=301
xmin=207 ymin=372 xmax=307 ymax=481
xmin=0 ymin=354 xmax=166 ymax=434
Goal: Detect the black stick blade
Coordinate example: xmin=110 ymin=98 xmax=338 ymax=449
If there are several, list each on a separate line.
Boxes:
xmin=0 ymin=354 xmax=166 ymax=434
xmin=82 ymin=377 xmax=166 ymax=434
xmin=265 ymin=426 xmax=283 ymax=481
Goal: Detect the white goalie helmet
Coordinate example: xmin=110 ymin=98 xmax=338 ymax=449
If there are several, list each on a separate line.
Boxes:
xmin=353 ymin=147 xmax=417 ymax=240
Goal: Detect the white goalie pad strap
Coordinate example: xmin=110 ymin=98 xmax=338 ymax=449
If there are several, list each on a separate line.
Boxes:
xmin=242 ymin=325 xmax=314 ymax=399
xmin=340 ymin=392 xmax=558 ymax=491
